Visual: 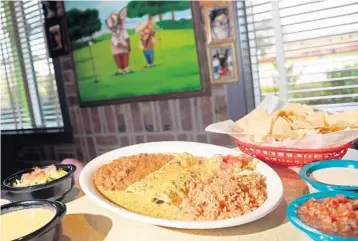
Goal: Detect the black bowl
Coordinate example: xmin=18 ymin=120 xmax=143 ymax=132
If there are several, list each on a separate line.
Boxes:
xmin=1 ymin=164 xmax=76 ymax=201
xmin=1 ymin=199 xmax=66 ymax=241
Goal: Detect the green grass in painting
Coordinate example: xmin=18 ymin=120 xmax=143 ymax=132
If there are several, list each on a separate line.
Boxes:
xmin=72 ymin=29 xmax=201 ymax=102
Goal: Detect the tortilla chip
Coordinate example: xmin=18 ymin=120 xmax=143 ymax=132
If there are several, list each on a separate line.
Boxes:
xmin=236 ymin=108 xmax=269 ymax=127
xmin=236 ymin=108 xmax=272 ymax=136
xmin=318 ymin=124 xmax=346 ymax=134
xmin=343 ymin=110 xmax=358 ymax=117
xmin=271 ymin=116 xmax=291 ymax=137
xmin=290 ymin=119 xmax=315 ymax=130
xmin=342 ymin=110 xmax=358 ymax=126
xmin=326 ymin=113 xmax=355 ymax=127
xmin=235 ymin=102 xmax=356 ymax=142
xmin=287 ymin=114 xmax=306 ymax=123
xmin=248 ymin=117 xmax=272 ymax=136
xmin=285 ymin=103 xmax=314 ymax=112
xmin=274 ymin=109 xmax=310 ymax=128
xmin=305 ymin=111 xmax=326 ymax=128
xmin=273 ymin=109 xmax=293 ymax=119
xmin=284 ymin=103 xmax=315 ymax=116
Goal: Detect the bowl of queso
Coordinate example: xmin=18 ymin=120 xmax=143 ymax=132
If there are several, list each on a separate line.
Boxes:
xmin=0 ymin=200 xmax=66 ymax=241
xmin=287 ymin=191 xmax=358 ymax=241
xmin=1 ymin=164 xmax=76 ymax=201
xmin=299 ymin=160 xmax=358 ymax=192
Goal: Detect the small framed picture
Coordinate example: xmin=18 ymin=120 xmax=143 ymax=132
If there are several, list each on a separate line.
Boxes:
xmin=205 ymin=4 xmax=235 ymax=44
xmin=44 ymin=17 xmax=69 ymax=58
xmin=208 ymin=43 xmax=239 ymax=84
xmin=42 ymin=1 xmax=64 ymax=20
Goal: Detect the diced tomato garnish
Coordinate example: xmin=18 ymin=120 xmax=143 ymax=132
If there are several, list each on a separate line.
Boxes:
xmin=347 ymin=211 xmax=356 ymax=219
xmin=298 ymin=195 xmax=357 ymax=237
xmin=233 ymin=161 xmax=242 ymax=168
xmin=220 ymin=162 xmax=228 ymax=169
xmin=222 ymin=156 xmax=248 ymax=167
xmin=300 ymin=205 xmax=309 ymax=214
xmin=241 ymin=159 xmax=248 ymax=166
xmin=346 ymin=202 xmax=353 ymax=211
xmin=336 ymin=195 xmax=348 ymax=203
xmin=328 ymin=199 xmax=338 ymax=207
xmin=321 ymin=215 xmax=332 ymax=224
xmin=222 ymin=155 xmax=231 ymax=163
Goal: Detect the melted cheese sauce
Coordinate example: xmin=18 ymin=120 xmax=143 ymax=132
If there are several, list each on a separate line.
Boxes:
xmin=97 ymin=187 xmax=185 ymax=219
xmin=126 ymin=157 xmax=202 ymax=203
xmin=1 ymin=208 xmax=54 ymax=241
xmin=96 ymin=153 xmax=206 ymax=220
xmin=311 ymin=167 xmax=358 ymax=186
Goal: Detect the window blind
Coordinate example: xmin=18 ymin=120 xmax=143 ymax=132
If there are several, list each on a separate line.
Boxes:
xmin=238 ymin=0 xmax=358 ymax=111
xmin=0 ymin=0 xmax=63 ymax=131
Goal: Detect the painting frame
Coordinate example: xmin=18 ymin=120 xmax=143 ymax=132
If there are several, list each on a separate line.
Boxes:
xmin=42 ymin=0 xmax=64 ymax=20
xmin=208 ymin=42 xmax=239 ymax=85
xmin=61 ymin=1 xmax=211 ymax=107
xmin=44 ymin=16 xmax=69 ymax=58
xmin=204 ymin=3 xmax=235 ymax=45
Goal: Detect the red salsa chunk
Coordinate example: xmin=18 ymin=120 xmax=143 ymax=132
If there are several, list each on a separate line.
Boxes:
xmin=298 ymin=195 xmax=358 ymax=237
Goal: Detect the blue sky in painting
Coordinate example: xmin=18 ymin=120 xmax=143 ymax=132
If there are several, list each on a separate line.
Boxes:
xmin=64 ymin=1 xmax=192 ymax=30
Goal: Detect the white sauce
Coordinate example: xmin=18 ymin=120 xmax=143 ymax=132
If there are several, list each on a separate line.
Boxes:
xmin=311 ymin=167 xmax=358 ymax=186
xmin=1 ymin=208 xmax=54 ymax=241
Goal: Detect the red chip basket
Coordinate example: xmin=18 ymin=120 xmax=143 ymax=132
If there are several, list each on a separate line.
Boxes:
xmin=233 ymin=138 xmax=352 ymax=167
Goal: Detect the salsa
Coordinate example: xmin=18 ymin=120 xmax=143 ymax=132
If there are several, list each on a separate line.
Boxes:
xmin=298 ymin=195 xmax=358 ymax=237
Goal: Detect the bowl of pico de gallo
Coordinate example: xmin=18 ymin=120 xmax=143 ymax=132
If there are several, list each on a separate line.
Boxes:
xmin=287 ymin=191 xmax=358 ymax=241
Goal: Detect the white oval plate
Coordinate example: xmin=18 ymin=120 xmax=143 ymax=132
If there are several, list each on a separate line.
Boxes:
xmin=80 ymin=141 xmax=283 ymax=229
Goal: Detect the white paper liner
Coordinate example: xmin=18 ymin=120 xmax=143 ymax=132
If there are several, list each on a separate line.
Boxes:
xmin=205 ymin=95 xmax=358 ymax=149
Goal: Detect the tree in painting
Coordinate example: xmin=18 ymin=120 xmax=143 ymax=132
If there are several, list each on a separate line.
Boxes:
xmin=127 ymin=1 xmax=189 ymax=20
xmin=66 ymin=9 xmax=101 ymax=41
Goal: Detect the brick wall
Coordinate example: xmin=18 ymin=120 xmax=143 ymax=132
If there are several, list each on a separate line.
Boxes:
xmin=18 ymin=54 xmax=234 ymax=164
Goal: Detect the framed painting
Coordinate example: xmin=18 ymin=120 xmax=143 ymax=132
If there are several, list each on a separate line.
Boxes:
xmin=44 ymin=17 xmax=69 ymax=58
xmin=208 ymin=43 xmax=239 ymax=84
xmin=42 ymin=1 xmax=64 ymax=20
xmin=63 ymin=1 xmax=210 ymax=107
xmin=204 ymin=3 xmax=235 ymax=44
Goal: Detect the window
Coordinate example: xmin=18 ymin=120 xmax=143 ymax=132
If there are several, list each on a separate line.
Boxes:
xmin=238 ymin=0 xmax=358 ymax=111
xmin=0 ymin=1 xmax=66 ymax=132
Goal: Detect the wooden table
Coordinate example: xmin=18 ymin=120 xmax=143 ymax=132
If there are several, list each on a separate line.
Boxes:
xmin=2 ymin=149 xmax=358 ymax=241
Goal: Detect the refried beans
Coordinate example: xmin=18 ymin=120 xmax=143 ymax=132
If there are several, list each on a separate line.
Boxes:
xmin=94 ymin=153 xmax=173 ymax=190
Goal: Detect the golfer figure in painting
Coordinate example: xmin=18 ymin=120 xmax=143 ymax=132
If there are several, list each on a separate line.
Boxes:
xmin=137 ymin=15 xmax=158 ymax=68
xmin=106 ymin=8 xmax=132 ymax=75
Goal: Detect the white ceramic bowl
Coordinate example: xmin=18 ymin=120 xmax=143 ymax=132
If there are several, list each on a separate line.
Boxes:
xmin=80 ymin=141 xmax=283 ymax=229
